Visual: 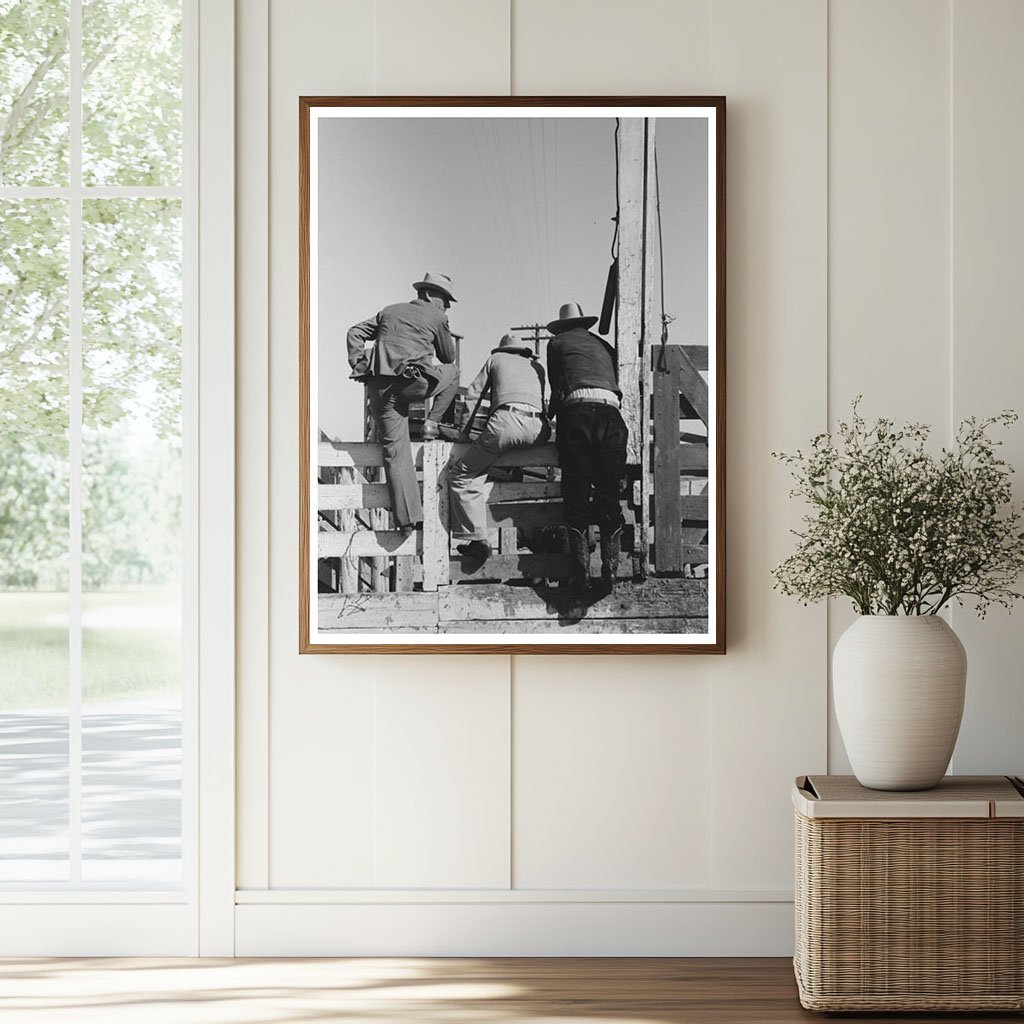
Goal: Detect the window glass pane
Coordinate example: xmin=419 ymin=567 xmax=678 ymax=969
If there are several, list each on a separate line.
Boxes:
xmin=0 ymin=0 xmax=70 ymax=186
xmin=81 ymin=198 xmax=181 ymax=883
xmin=0 ymin=199 xmax=70 ymax=881
xmin=82 ymin=0 xmax=181 ymax=186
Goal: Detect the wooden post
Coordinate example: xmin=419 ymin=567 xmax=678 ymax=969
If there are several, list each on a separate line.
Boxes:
xmin=653 ymin=347 xmax=683 ymax=574
xmin=615 ymin=117 xmax=655 ymax=467
xmin=337 ymin=466 xmax=359 ymax=594
xmin=369 ymin=499 xmax=389 ymax=593
xmin=421 ymin=441 xmax=451 ymax=591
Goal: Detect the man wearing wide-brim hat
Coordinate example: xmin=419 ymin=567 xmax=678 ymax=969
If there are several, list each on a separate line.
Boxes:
xmin=346 ymin=272 xmax=462 ymax=531
xmin=448 ymin=333 xmax=550 ymax=564
xmin=545 ymin=301 xmax=628 ymax=592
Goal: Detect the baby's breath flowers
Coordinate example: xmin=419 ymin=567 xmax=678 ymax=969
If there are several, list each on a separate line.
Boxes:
xmin=773 ymin=401 xmax=1024 ymax=617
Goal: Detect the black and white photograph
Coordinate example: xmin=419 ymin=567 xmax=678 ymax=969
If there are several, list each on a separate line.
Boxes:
xmin=300 ymin=98 xmax=725 ymax=652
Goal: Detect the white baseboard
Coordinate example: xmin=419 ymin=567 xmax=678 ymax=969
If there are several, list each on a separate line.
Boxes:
xmin=235 ymin=899 xmax=795 ymax=957
xmin=0 ymin=904 xmax=196 ymax=956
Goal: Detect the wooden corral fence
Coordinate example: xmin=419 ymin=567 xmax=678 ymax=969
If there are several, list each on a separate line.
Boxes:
xmin=316 ymin=434 xmax=709 ymax=634
xmin=648 ymin=343 xmax=710 ymax=576
xmin=318 ymin=439 xmax=624 ymax=594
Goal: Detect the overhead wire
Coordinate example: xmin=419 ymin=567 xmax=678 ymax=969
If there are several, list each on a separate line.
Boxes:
xmin=470 ymin=120 xmax=517 ymax=308
xmin=518 ymin=118 xmax=543 ymax=313
xmin=490 ymin=120 xmax=530 ymax=314
xmin=526 ymin=117 xmax=549 ymax=314
xmin=653 ymin=134 xmax=675 ymax=374
xmin=553 ymin=121 xmax=559 ymax=305
xmin=540 ymin=119 xmax=553 ymax=313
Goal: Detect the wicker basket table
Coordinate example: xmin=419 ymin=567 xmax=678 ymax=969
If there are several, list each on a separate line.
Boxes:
xmin=793 ymin=774 xmax=1024 ymax=1012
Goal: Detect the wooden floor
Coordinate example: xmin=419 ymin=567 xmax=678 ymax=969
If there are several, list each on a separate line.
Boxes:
xmin=0 ymin=957 xmax=1019 ymax=1023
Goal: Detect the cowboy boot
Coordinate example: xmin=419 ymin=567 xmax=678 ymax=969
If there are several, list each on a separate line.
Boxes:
xmin=566 ymin=527 xmax=591 ymax=593
xmin=599 ymin=526 xmax=622 ymax=588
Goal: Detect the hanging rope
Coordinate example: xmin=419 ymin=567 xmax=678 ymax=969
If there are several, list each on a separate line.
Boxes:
xmin=611 ymin=118 xmax=620 ymax=259
xmin=599 ymin=120 xmax=622 ymax=338
xmin=653 ymin=135 xmax=675 ymax=373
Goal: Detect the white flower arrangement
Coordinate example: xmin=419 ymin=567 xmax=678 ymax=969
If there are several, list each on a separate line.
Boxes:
xmin=772 ymin=401 xmax=1024 ymax=616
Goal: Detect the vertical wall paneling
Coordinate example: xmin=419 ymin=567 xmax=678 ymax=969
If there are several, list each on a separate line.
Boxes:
xmin=708 ymin=0 xmax=828 ymax=888
xmin=265 ymin=0 xmax=515 ymax=890
xmin=950 ymin=0 xmax=1024 ymax=777
xmin=513 ymin=658 xmax=713 ymax=889
xmin=266 ymin=0 xmax=377 ymax=887
xmin=375 ymin=659 xmax=511 ymax=888
xmin=827 ymin=0 xmax=951 ymax=773
xmin=512 ymin=0 xmax=712 ymax=95
xmin=231 ymin=0 xmax=1024 ymax=954
xmin=236 ymin=0 xmax=270 ymax=892
xmin=509 ymin=0 xmax=718 ymax=896
xmin=828 ymin=0 xmax=951 ymax=424
xmin=370 ymin=0 xmax=514 ymax=890
xmin=375 ymin=0 xmax=510 ymax=94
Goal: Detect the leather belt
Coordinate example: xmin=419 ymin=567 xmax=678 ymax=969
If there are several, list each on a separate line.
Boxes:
xmin=564 ymin=396 xmax=619 ymax=408
xmin=494 ymin=403 xmax=545 ymax=419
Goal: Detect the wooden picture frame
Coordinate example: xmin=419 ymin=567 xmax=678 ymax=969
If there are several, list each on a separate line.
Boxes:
xmin=300 ymin=96 xmax=725 ymax=654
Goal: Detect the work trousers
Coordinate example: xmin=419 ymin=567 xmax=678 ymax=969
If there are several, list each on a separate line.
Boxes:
xmin=366 ymin=364 xmax=460 ymax=528
xmin=554 ymin=402 xmax=628 ymax=532
xmin=449 ymin=406 xmax=549 ymax=541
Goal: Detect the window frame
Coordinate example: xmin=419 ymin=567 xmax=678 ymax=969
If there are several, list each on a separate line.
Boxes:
xmin=0 ymin=0 xmax=235 ymax=957
xmin=0 ymin=0 xmax=208 ymax=940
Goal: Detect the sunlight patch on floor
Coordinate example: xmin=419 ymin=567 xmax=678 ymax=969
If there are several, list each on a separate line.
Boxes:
xmin=0 ymin=958 xmax=684 ymax=1024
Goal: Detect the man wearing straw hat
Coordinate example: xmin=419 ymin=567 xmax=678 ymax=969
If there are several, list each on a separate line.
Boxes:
xmin=448 ymin=333 xmax=550 ymax=564
xmin=347 ymin=272 xmax=462 ymax=532
xmin=546 ymin=301 xmax=628 ymax=592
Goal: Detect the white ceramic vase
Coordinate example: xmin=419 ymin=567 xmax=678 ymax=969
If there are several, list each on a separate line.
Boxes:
xmin=833 ymin=615 xmax=967 ymax=791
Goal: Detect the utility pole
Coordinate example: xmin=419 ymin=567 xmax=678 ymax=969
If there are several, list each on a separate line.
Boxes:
xmin=510 ymin=323 xmax=548 ymax=356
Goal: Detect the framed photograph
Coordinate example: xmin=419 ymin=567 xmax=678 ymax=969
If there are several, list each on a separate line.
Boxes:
xmin=300 ymin=96 xmax=725 ymax=653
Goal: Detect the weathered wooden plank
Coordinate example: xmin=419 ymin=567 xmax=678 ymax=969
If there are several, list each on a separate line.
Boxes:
xmin=653 ymin=346 xmax=683 ymax=574
xmin=490 ymin=480 xmax=562 ymax=502
xmin=320 ymin=478 xmax=562 ymax=511
xmin=369 ymin=504 xmax=389 ymax=593
xmin=319 ymin=530 xmax=417 ymax=558
xmin=318 ymin=483 xmax=390 ymax=510
xmin=488 ymin=444 xmax=559 ymax=469
xmin=675 ymin=345 xmax=709 ymax=426
xmin=683 ymin=345 xmax=708 ymax=371
xmin=319 ymin=440 xmax=558 ymax=471
xmin=318 ymin=592 xmax=439 ymax=631
xmin=616 ymin=116 xmax=647 ymax=467
xmin=680 ymin=545 xmax=709 ymax=565
xmin=680 ymin=494 xmax=709 ymax=521
xmin=319 ymin=441 xmax=421 ymax=469
xmin=439 ymin=578 xmax=708 ymax=622
xmin=485 ymin=501 xmax=563 ymax=532
xmin=438 ymin=617 xmax=709 ymax=635
xmin=393 ymin=556 xmax=415 ymax=592
xmin=420 ymin=440 xmax=451 ymax=591
xmin=449 ymin=552 xmax=633 ymax=584
xmin=681 ymin=482 xmax=710 ymax=545
xmin=678 ymin=444 xmax=709 ymax=473
xmin=336 ymin=467 xmax=360 ymax=593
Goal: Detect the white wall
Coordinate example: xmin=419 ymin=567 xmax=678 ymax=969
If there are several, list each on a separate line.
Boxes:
xmin=234 ymin=0 xmax=1024 ymax=955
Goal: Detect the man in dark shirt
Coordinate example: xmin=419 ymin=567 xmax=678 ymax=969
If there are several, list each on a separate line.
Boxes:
xmin=546 ymin=302 xmax=628 ymax=592
xmin=347 ymin=272 xmax=461 ymax=531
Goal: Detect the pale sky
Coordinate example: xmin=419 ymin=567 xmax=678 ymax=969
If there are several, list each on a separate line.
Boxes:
xmin=317 ymin=114 xmax=708 ymax=440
